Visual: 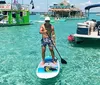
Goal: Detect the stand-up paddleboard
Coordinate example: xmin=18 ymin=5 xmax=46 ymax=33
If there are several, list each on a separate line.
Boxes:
xmin=36 ymin=56 xmax=60 ymax=79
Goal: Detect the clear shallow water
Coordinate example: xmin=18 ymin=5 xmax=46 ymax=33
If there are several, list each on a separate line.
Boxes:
xmin=0 ymin=14 xmax=100 ymax=85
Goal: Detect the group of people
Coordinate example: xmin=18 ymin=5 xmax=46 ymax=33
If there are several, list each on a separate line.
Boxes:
xmin=84 ymin=19 xmax=97 ymax=34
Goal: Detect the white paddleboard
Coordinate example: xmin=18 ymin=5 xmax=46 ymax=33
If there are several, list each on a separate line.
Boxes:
xmin=36 ymin=56 xmax=60 ymax=79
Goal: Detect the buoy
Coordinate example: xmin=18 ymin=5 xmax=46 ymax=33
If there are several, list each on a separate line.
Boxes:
xmin=68 ymin=35 xmax=74 ymax=42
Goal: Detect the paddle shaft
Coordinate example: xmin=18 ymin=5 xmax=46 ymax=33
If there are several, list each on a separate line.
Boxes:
xmin=45 ymin=32 xmax=67 ymax=64
xmin=50 ymin=38 xmax=62 ymax=59
xmin=45 ymin=33 xmax=62 ymax=58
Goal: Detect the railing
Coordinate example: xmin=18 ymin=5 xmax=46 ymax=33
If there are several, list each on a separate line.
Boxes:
xmin=0 ymin=4 xmax=29 ymax=11
xmin=50 ymin=5 xmax=70 ymax=9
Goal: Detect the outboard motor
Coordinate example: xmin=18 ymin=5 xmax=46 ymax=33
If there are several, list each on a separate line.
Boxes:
xmin=96 ymin=21 xmax=100 ymax=28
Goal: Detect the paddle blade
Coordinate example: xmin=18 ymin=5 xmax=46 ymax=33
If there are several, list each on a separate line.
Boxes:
xmin=61 ymin=58 xmax=67 ymax=64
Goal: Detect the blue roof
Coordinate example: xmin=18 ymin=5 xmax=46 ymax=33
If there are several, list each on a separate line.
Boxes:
xmin=85 ymin=4 xmax=100 ymax=10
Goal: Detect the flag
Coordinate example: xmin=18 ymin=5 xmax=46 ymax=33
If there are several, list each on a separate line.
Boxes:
xmin=30 ymin=0 xmax=33 ymax=4
xmin=30 ymin=0 xmax=34 ymax=9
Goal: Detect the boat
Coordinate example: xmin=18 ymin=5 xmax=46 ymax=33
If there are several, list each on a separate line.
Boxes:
xmin=68 ymin=4 xmax=100 ymax=43
xmin=34 ymin=20 xmax=45 ymax=23
xmin=0 ymin=0 xmax=34 ymax=27
xmin=34 ymin=19 xmax=55 ymax=23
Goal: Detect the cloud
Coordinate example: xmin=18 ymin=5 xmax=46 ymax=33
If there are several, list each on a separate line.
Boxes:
xmin=33 ymin=5 xmax=47 ymax=12
xmin=74 ymin=1 xmax=92 ymax=11
xmin=80 ymin=1 xmax=92 ymax=6
xmin=78 ymin=1 xmax=100 ymax=12
xmin=79 ymin=1 xmax=94 ymax=10
xmin=80 ymin=1 xmax=100 ymax=6
xmin=32 ymin=5 xmax=40 ymax=11
xmin=67 ymin=0 xmax=70 ymax=3
xmin=35 ymin=6 xmax=40 ymax=9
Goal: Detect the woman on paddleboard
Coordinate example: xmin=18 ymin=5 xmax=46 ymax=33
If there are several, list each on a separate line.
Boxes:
xmin=40 ymin=16 xmax=56 ymax=65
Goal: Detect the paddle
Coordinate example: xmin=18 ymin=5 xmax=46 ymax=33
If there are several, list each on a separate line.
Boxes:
xmin=50 ymin=39 xmax=67 ymax=64
xmin=46 ymin=31 xmax=67 ymax=64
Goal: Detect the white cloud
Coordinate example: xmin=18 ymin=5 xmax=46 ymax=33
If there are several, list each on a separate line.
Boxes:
xmin=33 ymin=5 xmax=47 ymax=12
xmin=35 ymin=6 xmax=40 ymax=9
xmin=78 ymin=1 xmax=100 ymax=12
xmin=80 ymin=1 xmax=92 ymax=6
xmin=67 ymin=0 xmax=70 ymax=3
xmin=87 ymin=0 xmax=92 ymax=5
xmin=32 ymin=5 xmax=40 ymax=12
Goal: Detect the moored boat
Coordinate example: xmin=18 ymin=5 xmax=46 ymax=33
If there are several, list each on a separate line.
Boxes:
xmin=0 ymin=0 xmax=34 ymax=27
xmin=68 ymin=4 xmax=100 ymax=43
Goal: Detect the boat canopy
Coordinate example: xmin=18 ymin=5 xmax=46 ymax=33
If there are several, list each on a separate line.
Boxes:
xmin=85 ymin=4 xmax=100 ymax=10
xmin=0 ymin=1 xmax=6 ymax=4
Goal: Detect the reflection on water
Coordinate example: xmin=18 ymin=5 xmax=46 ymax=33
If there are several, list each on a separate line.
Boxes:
xmin=72 ymin=39 xmax=100 ymax=48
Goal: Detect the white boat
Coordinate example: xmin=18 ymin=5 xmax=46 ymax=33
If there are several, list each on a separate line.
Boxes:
xmin=68 ymin=4 xmax=100 ymax=42
xmin=34 ymin=20 xmax=45 ymax=23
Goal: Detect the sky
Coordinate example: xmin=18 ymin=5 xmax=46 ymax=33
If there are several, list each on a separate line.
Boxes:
xmin=5 ymin=0 xmax=100 ymax=12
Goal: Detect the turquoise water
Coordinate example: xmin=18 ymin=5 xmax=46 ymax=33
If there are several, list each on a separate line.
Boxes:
xmin=0 ymin=14 xmax=100 ymax=85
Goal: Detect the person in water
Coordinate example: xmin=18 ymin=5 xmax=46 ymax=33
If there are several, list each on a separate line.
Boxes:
xmin=40 ymin=16 xmax=56 ymax=65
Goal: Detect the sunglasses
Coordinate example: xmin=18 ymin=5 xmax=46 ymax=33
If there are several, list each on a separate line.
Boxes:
xmin=45 ymin=20 xmax=50 ymax=22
